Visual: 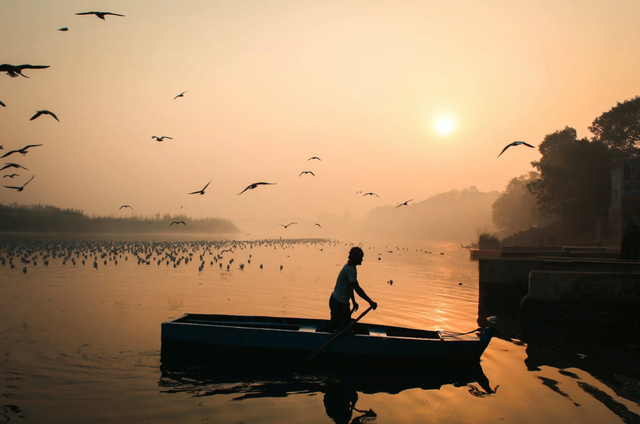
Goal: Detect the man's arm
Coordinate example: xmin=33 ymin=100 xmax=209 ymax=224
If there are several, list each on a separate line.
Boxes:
xmin=352 ymin=281 xmax=377 ymax=310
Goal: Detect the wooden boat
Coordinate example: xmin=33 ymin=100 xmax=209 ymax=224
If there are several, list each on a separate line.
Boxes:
xmin=161 ymin=313 xmax=495 ymax=369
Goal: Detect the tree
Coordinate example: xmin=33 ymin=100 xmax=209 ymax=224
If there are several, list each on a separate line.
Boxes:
xmin=492 ymin=172 xmax=541 ymax=233
xmin=589 ymin=95 xmax=640 ymax=158
xmin=528 ymin=127 xmax=611 ymax=235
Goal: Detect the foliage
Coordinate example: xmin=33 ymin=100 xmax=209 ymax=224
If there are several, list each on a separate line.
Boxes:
xmin=589 ymin=95 xmax=640 ymax=159
xmin=478 ymin=233 xmax=501 ymax=250
xmin=527 ymin=127 xmax=611 ymax=235
xmin=491 ymin=172 xmax=543 ymax=233
xmin=0 ymin=202 xmax=240 ymax=234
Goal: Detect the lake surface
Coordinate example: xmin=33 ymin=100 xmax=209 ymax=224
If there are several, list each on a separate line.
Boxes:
xmin=1 ymin=237 xmax=639 ymax=423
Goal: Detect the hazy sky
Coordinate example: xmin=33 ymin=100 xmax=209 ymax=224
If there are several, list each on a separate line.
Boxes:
xmin=2 ymin=0 xmax=639 ymax=234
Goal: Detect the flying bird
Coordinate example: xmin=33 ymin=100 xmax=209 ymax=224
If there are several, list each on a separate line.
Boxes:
xmin=3 ymin=174 xmax=19 ymax=178
xmin=356 ymin=191 xmax=363 ymax=194
xmin=30 ymin=110 xmax=59 ymax=122
xmin=220 ymin=249 xmax=234 ymax=254
xmin=58 ymin=27 xmax=68 ymax=31
xmin=497 ymin=141 xmax=535 ymax=157
xmin=75 ymin=11 xmax=125 ymax=20
xmin=278 ymin=222 xmax=298 ymax=229
xmin=0 ymin=100 xmax=5 ymax=107
xmin=396 ymin=199 xmax=413 ymax=208
xmin=237 ymin=182 xmax=276 ymax=195
xmin=460 ymin=244 xmax=472 ymax=249
xmin=362 ymin=192 xmax=380 ymax=197
xmin=316 ymin=223 xmax=321 ymax=228
xmin=4 ymin=175 xmax=34 ymax=192
xmin=119 ymin=205 xmax=133 ymax=210
xmin=0 ymin=64 xmax=50 ymax=78
xmin=173 ymin=91 xmax=188 ymax=100
xmin=188 ymin=179 xmax=211 ymax=195
xmin=0 ymin=163 xmax=28 ymax=171
xmin=308 ymin=156 xmax=321 ymax=161
xmin=170 ymin=221 xmax=186 ymax=226
xmin=299 ymin=171 xmax=315 ymax=177
xmin=1 ymin=144 xmax=43 ymax=159
xmin=152 ymin=136 xmax=172 ymax=142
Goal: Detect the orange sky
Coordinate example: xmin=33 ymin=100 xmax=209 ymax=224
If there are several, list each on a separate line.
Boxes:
xmin=2 ymin=0 xmax=639 ymax=235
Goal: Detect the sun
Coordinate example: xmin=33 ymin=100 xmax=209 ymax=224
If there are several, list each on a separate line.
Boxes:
xmin=436 ymin=119 xmax=454 ymax=135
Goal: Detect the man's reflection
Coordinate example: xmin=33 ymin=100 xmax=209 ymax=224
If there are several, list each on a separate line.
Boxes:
xmin=323 ymin=382 xmax=377 ymax=424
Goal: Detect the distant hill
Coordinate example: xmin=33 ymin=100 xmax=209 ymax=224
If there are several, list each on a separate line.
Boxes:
xmin=359 ymin=186 xmax=500 ymax=241
xmin=0 ymin=203 xmax=240 ymax=234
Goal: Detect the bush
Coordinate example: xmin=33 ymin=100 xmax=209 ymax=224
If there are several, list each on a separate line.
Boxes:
xmin=478 ymin=233 xmax=501 ymax=250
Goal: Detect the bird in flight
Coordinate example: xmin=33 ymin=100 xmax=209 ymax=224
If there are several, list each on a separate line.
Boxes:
xmin=3 ymin=174 xmax=19 ymax=178
xmin=58 ymin=27 xmax=68 ymax=31
xmin=152 ymin=136 xmax=172 ymax=142
xmin=220 ymin=249 xmax=234 ymax=254
xmin=4 ymin=175 xmax=34 ymax=192
xmin=460 ymin=244 xmax=472 ymax=249
xmin=75 ymin=11 xmax=125 ymax=20
xmin=0 ymin=100 xmax=5 ymax=107
xmin=362 ymin=192 xmax=380 ymax=197
xmin=237 ymin=182 xmax=276 ymax=195
xmin=1 ymin=144 xmax=43 ymax=159
xmin=316 ymin=223 xmax=321 ymax=228
xmin=497 ymin=141 xmax=535 ymax=157
xmin=356 ymin=191 xmax=363 ymax=195
xmin=396 ymin=199 xmax=413 ymax=208
xmin=0 ymin=64 xmax=50 ymax=78
xmin=170 ymin=221 xmax=186 ymax=226
xmin=278 ymin=222 xmax=298 ymax=228
xmin=299 ymin=171 xmax=315 ymax=177
xmin=0 ymin=163 xmax=28 ymax=171
xmin=30 ymin=110 xmax=59 ymax=122
xmin=308 ymin=156 xmax=321 ymax=161
xmin=188 ymin=179 xmax=211 ymax=195
xmin=119 ymin=205 xmax=133 ymax=210
xmin=173 ymin=91 xmax=188 ymax=100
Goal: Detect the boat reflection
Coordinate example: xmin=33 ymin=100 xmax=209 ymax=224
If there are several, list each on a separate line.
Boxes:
xmin=159 ymin=350 xmax=496 ymax=423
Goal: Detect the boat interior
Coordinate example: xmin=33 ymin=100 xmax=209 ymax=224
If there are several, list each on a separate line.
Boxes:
xmin=172 ymin=313 xmax=444 ymax=340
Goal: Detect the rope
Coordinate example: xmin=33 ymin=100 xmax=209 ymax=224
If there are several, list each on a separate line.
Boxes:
xmin=439 ymin=327 xmax=482 ymax=337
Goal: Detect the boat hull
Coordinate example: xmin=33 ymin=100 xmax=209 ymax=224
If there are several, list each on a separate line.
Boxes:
xmin=161 ymin=314 xmax=493 ymax=369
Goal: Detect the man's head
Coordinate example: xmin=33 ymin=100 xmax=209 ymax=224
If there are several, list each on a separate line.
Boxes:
xmin=348 ymin=246 xmax=364 ymax=265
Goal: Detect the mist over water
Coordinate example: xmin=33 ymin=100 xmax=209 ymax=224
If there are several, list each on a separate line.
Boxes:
xmin=1 ymin=236 xmax=638 ymax=423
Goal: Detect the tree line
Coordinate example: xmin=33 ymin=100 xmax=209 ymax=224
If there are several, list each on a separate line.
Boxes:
xmin=492 ymin=95 xmax=640 ymax=239
xmin=0 ymin=203 xmax=240 ymax=234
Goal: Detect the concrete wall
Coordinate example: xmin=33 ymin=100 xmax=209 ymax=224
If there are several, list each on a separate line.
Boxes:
xmin=525 ymin=271 xmax=640 ymax=304
xmin=519 ymin=270 xmax=640 ymax=342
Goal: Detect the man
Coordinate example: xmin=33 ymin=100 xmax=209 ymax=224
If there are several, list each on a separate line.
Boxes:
xmin=329 ymin=246 xmax=377 ymax=332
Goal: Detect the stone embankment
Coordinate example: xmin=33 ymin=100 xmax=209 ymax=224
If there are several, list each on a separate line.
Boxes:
xmin=477 ymin=246 xmax=640 ymax=342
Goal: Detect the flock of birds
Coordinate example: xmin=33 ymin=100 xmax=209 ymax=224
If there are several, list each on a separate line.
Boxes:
xmin=1 ymin=238 xmax=447 ymax=276
xmin=0 ymin=239 xmax=344 ymax=274
xmin=1 ymin=10 xmax=538 ymax=232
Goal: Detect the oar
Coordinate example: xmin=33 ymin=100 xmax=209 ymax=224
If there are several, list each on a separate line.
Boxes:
xmin=301 ymin=305 xmax=374 ymax=371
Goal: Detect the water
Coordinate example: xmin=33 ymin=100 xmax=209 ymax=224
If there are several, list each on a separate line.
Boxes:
xmin=1 ymin=237 xmax=639 ymax=423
